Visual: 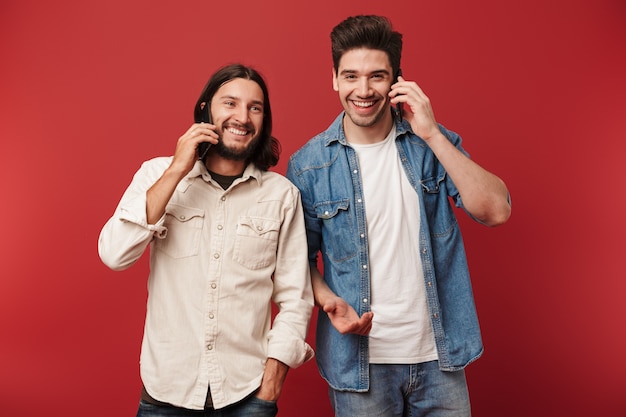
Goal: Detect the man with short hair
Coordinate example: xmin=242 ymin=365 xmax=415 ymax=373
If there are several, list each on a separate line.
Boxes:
xmin=287 ymin=15 xmax=511 ymax=417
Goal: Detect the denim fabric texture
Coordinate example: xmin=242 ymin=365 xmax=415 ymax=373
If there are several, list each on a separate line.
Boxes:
xmin=286 ymin=112 xmax=484 ymax=391
xmin=329 ymin=361 xmax=470 ymax=417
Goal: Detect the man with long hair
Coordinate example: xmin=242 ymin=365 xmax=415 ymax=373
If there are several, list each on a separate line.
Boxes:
xmin=99 ymin=63 xmax=314 ymax=416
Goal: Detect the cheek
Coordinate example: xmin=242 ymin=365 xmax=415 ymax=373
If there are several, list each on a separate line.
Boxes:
xmin=253 ymin=116 xmax=264 ymax=133
xmin=336 ymin=87 xmax=349 ymax=102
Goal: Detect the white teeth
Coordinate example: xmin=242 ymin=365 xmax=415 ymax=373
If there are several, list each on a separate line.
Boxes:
xmin=226 ymin=127 xmax=248 ymax=135
xmin=354 ymin=101 xmax=374 ymax=108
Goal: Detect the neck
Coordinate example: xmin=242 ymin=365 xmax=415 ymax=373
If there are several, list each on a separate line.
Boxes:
xmin=343 ymin=109 xmax=394 ymax=145
xmin=205 ymin=155 xmax=246 ymax=176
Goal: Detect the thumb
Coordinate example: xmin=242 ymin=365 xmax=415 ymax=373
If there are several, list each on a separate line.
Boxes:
xmin=322 ymin=300 xmax=337 ymax=314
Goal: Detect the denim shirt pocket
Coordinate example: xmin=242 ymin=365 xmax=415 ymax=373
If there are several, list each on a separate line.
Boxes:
xmin=156 ymin=203 xmax=205 ymax=258
xmin=234 ymin=216 xmax=280 ymax=269
xmin=314 ymin=199 xmax=356 ymax=262
xmin=420 ymin=173 xmax=457 ymax=237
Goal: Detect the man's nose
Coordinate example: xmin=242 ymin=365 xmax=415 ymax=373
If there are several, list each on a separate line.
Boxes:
xmin=356 ymin=78 xmax=372 ymax=97
xmin=234 ymin=106 xmax=250 ymax=123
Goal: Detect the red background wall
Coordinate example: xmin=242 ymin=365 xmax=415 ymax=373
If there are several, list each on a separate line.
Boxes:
xmin=1 ymin=0 xmax=625 ymax=416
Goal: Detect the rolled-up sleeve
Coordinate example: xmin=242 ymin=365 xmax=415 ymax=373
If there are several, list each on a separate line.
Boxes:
xmin=98 ymin=158 xmax=170 ymax=271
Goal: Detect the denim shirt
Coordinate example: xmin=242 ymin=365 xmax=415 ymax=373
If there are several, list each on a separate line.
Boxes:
xmin=286 ymin=112 xmax=483 ymax=391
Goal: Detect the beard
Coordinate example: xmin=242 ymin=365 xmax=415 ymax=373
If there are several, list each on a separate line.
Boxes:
xmin=214 ymin=133 xmax=261 ymax=161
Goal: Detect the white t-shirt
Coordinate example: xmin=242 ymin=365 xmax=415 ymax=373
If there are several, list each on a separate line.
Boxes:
xmin=350 ymin=127 xmax=438 ymax=364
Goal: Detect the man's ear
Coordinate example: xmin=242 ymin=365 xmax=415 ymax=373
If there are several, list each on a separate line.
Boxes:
xmin=332 ymin=67 xmax=339 ymax=92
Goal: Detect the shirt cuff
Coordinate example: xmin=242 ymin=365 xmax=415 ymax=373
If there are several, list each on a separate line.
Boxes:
xmin=267 ymin=338 xmax=315 ymax=369
xmin=119 ymin=196 xmax=167 ymax=238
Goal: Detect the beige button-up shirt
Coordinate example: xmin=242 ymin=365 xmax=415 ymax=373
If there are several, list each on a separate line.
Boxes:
xmin=98 ymin=157 xmax=314 ymax=410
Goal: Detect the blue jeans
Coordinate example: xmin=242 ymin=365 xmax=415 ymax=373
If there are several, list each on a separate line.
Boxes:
xmin=329 ymin=361 xmax=471 ymax=417
xmin=136 ymin=395 xmax=277 ymax=417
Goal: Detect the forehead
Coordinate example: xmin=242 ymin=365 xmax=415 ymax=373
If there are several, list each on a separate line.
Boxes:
xmin=338 ymin=48 xmax=391 ymax=73
xmin=215 ymin=78 xmax=264 ymax=103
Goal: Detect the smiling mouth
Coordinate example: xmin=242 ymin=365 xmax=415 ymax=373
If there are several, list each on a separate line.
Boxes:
xmin=226 ymin=126 xmax=249 ymax=136
xmin=222 ymin=121 xmax=255 ymax=137
xmin=352 ymin=100 xmax=376 ymax=109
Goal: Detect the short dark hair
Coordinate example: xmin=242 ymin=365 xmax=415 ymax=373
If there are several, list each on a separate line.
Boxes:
xmin=194 ymin=63 xmax=280 ymax=171
xmin=331 ymin=15 xmax=403 ymax=78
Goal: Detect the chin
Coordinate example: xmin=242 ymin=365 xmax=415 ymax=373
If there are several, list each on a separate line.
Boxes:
xmin=347 ymin=112 xmax=379 ymax=128
xmin=217 ymin=138 xmax=259 ymax=161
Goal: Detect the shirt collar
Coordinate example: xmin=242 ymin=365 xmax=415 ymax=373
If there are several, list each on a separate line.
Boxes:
xmin=185 ymin=160 xmax=263 ymax=187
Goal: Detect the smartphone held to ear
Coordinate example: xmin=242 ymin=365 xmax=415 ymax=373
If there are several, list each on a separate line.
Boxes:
xmin=197 ymin=102 xmax=212 ymax=160
xmin=395 ymin=68 xmax=404 ymax=120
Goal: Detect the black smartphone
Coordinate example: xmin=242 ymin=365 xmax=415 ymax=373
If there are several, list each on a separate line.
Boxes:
xmin=197 ymin=102 xmax=212 ymax=160
xmin=395 ymin=68 xmax=404 ymax=120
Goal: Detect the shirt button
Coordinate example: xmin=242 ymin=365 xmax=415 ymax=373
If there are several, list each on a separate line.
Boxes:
xmin=433 ymin=313 xmax=439 ymax=319
xmin=217 ymin=225 xmax=223 ymax=230
xmin=363 ymin=298 xmax=368 ymax=303
xmin=213 ymin=253 xmax=220 ymax=259
xmin=209 ymin=313 xmax=215 ymax=319
xmin=257 ymin=226 xmax=263 ymax=231
xmin=207 ymin=344 xmax=213 ymax=350
xmin=353 ymin=169 xmax=358 ymax=174
xmin=211 ymin=283 xmax=217 ymax=289
xmin=221 ymin=196 xmax=226 ymax=201
xmin=362 ymin=264 xmax=368 ymax=270
xmin=324 ymin=211 xmax=329 ymax=216
xmin=360 ymin=233 xmax=365 ymax=238
xmin=357 ymin=199 xmax=362 ymax=203
xmin=179 ymin=215 xmax=186 ymax=220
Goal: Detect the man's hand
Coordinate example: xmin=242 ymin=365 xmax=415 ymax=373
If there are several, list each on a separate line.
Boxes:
xmin=256 ymin=358 xmax=289 ymax=402
xmin=310 ymin=266 xmax=373 ymax=336
xmin=169 ymin=123 xmax=219 ymax=176
xmin=390 ymin=76 xmax=441 ymax=141
xmin=323 ymin=297 xmax=373 ymax=336
xmin=145 ymin=123 xmax=219 ymax=224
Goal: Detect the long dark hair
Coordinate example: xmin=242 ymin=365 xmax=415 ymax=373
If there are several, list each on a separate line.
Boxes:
xmin=331 ymin=15 xmax=403 ymax=79
xmin=194 ymin=64 xmax=280 ymax=171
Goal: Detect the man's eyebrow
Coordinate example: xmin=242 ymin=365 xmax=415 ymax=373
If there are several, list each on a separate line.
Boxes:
xmin=216 ymin=95 xmax=264 ymax=107
xmin=339 ymin=69 xmax=390 ymax=76
xmin=339 ymin=69 xmax=358 ymax=77
xmin=216 ymin=94 xmax=239 ymax=101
